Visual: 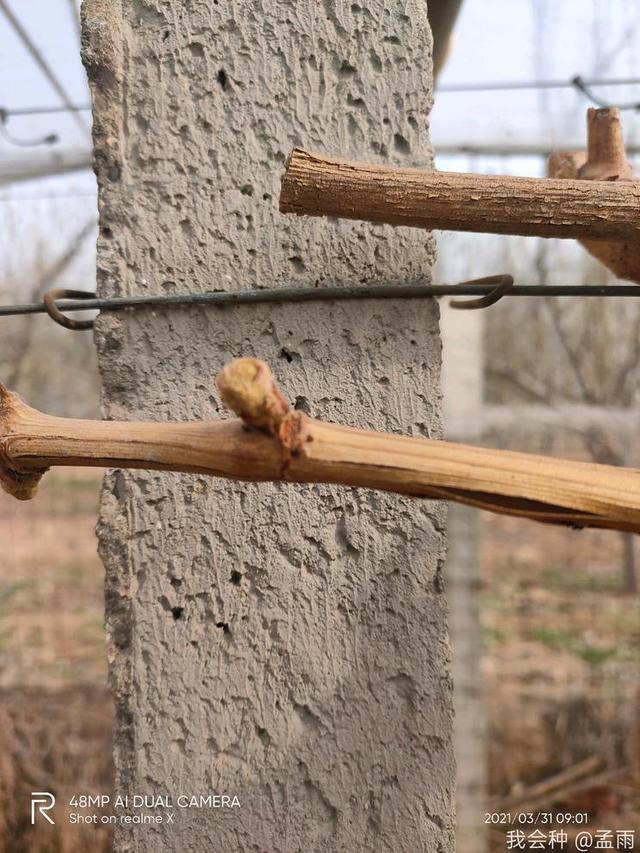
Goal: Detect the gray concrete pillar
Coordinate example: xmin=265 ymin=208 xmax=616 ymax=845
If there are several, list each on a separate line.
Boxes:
xmin=441 ymin=302 xmax=488 ymax=853
xmin=83 ymin=1 xmax=454 ymax=849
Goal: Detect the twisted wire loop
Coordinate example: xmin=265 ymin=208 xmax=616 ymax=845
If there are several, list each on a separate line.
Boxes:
xmin=450 ymin=274 xmax=515 ymax=310
xmin=43 ymin=288 xmax=97 ymax=331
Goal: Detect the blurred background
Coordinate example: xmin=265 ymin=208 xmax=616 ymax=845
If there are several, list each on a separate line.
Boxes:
xmin=433 ymin=2 xmax=640 ymax=851
xmin=0 ymin=1 xmax=638 ymax=851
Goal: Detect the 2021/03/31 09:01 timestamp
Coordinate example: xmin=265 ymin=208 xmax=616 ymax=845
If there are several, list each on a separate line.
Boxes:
xmin=485 ymin=812 xmax=589 ymax=825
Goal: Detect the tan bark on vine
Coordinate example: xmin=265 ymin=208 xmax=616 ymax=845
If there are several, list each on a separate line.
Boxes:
xmin=1 ymin=358 xmax=639 ymax=534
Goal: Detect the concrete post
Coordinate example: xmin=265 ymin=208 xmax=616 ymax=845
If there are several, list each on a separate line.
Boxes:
xmin=441 ymin=302 xmax=488 ymax=853
xmin=83 ymin=1 xmax=454 ymax=850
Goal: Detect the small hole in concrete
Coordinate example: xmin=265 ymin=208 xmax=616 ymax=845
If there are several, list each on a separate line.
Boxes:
xmin=171 ymin=606 xmax=184 ymax=621
xmin=215 ymin=621 xmax=230 ymax=634
xmin=187 ymin=42 xmax=205 ymax=58
xmin=289 ymin=255 xmax=305 ymax=272
xmin=339 ymin=59 xmax=357 ymax=77
xmin=393 ymin=133 xmax=411 ymax=154
xmin=217 ymin=69 xmax=228 ymax=90
xmin=256 ymin=726 xmax=271 ymax=745
xmin=279 ymin=347 xmax=294 ymax=363
xmin=294 ymin=396 xmax=311 ymax=414
xmin=230 ymin=570 xmax=242 ymax=585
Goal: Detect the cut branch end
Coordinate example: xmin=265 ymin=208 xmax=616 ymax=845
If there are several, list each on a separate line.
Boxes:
xmin=548 ymin=108 xmax=640 ymax=284
xmin=0 ymin=385 xmax=47 ymax=500
xmin=581 ymin=107 xmax=633 ymax=181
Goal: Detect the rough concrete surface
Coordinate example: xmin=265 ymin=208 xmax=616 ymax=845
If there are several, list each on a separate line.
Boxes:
xmin=82 ymin=1 xmax=454 ymax=850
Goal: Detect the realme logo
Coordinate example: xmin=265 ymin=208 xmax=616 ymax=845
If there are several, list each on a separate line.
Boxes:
xmin=31 ymin=792 xmax=55 ymax=825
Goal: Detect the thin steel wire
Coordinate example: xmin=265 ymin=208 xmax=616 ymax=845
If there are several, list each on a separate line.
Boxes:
xmin=0 ymin=0 xmax=90 ymax=136
xmin=3 ymin=77 xmax=640 ymax=118
xmin=437 ymin=74 xmax=640 ymax=110
xmin=1 ymin=278 xmax=640 ymax=327
xmin=437 ymin=75 xmax=640 ymax=93
xmin=1 ymin=104 xmax=92 ymax=117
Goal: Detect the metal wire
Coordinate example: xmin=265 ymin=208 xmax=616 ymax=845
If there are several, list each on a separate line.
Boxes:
xmin=43 ymin=288 xmax=95 ymax=331
xmin=0 ymin=109 xmax=58 ymax=147
xmin=437 ymin=75 xmax=640 ymax=93
xmin=0 ymin=104 xmax=91 ymax=117
xmin=449 ymin=275 xmax=515 ymax=310
xmin=4 ymin=77 xmax=640 ymax=119
xmin=0 ymin=0 xmax=90 ymax=137
xmin=437 ymin=74 xmax=640 ymax=111
xmin=571 ymin=76 xmax=640 ymax=112
xmin=2 ymin=278 xmax=640 ymax=330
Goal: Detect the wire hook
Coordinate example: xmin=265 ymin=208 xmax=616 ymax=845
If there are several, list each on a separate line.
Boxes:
xmin=450 ymin=274 xmax=515 ymax=310
xmin=43 ymin=288 xmax=96 ymax=330
xmin=571 ymin=76 xmax=640 ymax=112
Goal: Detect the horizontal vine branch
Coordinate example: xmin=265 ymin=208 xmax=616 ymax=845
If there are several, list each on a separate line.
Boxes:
xmin=2 ymin=358 xmax=639 ymax=533
xmin=279 ymin=148 xmax=640 ymax=241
